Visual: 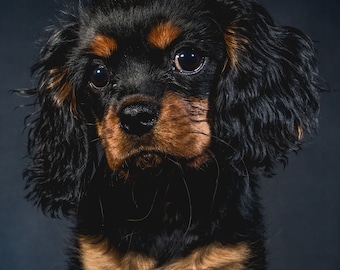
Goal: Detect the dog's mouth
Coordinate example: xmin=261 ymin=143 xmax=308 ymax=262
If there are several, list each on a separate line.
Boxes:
xmin=116 ymin=150 xmax=212 ymax=180
xmin=118 ymin=151 xmax=170 ymax=179
xmin=126 ymin=151 xmax=165 ymax=171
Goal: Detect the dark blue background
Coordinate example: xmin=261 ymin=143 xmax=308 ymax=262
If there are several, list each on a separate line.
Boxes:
xmin=1 ymin=0 xmax=339 ymax=269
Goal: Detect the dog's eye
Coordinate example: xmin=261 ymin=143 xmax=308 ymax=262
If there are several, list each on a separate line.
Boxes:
xmin=174 ymin=48 xmax=205 ymax=74
xmin=89 ymin=65 xmax=110 ymax=89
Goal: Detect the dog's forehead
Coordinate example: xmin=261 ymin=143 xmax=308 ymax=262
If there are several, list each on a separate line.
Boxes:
xmin=80 ymin=1 xmax=207 ymax=56
xmin=86 ymin=22 xmax=181 ymax=58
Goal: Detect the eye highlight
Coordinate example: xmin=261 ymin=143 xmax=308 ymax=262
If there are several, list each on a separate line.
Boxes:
xmin=174 ymin=48 xmax=206 ymax=75
xmin=89 ymin=64 xmax=110 ymax=89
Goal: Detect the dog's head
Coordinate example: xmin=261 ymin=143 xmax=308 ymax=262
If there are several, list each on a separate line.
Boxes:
xmin=25 ymin=0 xmax=320 ymax=216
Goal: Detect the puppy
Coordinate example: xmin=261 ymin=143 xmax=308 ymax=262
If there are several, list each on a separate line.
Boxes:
xmin=24 ymin=0 xmax=320 ymax=269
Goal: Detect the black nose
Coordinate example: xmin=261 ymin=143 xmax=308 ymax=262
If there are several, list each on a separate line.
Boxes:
xmin=118 ymin=102 xmax=160 ymax=136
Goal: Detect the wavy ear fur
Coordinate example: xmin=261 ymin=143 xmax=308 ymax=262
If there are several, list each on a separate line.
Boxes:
xmin=25 ymin=21 xmax=95 ymax=217
xmin=210 ymin=0 xmax=320 ymax=175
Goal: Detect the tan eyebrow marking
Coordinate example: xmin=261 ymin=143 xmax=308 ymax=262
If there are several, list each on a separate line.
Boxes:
xmin=148 ymin=22 xmax=181 ymax=49
xmin=88 ymin=35 xmax=118 ymax=58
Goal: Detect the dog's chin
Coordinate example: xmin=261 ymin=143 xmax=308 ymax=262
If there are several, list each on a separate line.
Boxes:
xmin=116 ymin=151 xmax=167 ymax=180
xmin=127 ymin=152 xmax=165 ymax=174
xmin=116 ymin=150 xmax=211 ymax=180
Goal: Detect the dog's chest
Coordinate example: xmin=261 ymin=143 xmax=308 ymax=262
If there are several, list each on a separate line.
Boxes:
xmin=78 ymin=235 xmax=250 ymax=270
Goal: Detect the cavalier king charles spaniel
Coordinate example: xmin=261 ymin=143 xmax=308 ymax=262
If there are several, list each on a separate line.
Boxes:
xmin=23 ymin=0 xmax=320 ymax=269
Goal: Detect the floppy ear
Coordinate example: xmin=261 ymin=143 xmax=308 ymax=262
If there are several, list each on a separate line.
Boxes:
xmin=210 ymin=0 xmax=320 ymax=175
xmin=25 ymin=22 xmax=95 ymax=217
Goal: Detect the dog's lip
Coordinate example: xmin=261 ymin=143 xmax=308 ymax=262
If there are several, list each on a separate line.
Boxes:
xmin=132 ymin=151 xmax=164 ymax=169
xmin=117 ymin=151 xmax=168 ymax=180
xmin=114 ymin=149 xmax=211 ymax=180
xmin=121 ymin=151 xmax=166 ymax=170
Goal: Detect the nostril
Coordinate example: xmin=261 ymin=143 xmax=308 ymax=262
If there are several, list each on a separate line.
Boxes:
xmin=118 ymin=102 xmax=160 ymax=136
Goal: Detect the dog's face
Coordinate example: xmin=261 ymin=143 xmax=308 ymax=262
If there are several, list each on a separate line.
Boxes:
xmin=51 ymin=1 xmax=229 ymax=178
xmin=27 ymin=0 xmax=320 ymax=215
xmin=79 ymin=3 xmax=224 ymax=176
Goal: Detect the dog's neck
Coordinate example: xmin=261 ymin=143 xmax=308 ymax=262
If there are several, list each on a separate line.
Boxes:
xmin=76 ymin=157 xmax=263 ymax=264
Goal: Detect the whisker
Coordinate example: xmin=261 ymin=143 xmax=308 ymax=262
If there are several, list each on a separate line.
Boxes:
xmin=127 ymin=189 xmax=159 ymax=222
xmin=126 ymin=229 xmax=135 ymax=251
xmin=190 ymin=130 xmax=210 ymax=137
xmin=98 ymin=195 xmax=105 ymax=228
xmin=206 ymin=149 xmax=220 ymax=214
xmin=89 ymin=137 xmax=101 ymax=143
xmin=169 ymin=160 xmax=193 ymax=240
xmin=211 ymin=135 xmax=250 ymax=181
xmin=181 ymin=175 xmax=193 ymax=238
xmin=131 ymin=182 xmax=139 ymax=208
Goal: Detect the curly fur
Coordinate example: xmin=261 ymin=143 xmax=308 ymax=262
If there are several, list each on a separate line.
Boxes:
xmin=23 ymin=0 xmax=320 ymax=269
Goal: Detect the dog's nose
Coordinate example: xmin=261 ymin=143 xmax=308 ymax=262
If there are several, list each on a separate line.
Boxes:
xmin=118 ymin=102 xmax=159 ymax=136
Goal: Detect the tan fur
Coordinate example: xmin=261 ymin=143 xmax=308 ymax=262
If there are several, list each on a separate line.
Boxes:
xmin=79 ymin=236 xmax=156 ymax=270
xmin=223 ymin=27 xmax=248 ymax=68
xmin=88 ymin=35 xmax=118 ymax=58
xmin=297 ymin=125 xmax=304 ymax=140
xmin=96 ymin=91 xmax=211 ymax=173
xmin=79 ymin=235 xmax=250 ymax=270
xmin=148 ymin=22 xmax=181 ymax=49
xmin=160 ymin=242 xmax=250 ymax=270
xmin=43 ymin=68 xmax=76 ymax=114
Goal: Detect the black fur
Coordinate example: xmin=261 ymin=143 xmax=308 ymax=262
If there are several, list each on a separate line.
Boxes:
xmin=23 ymin=0 xmax=320 ymax=269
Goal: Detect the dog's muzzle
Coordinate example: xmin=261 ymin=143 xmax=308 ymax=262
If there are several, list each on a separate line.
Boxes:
xmin=117 ymin=101 xmax=164 ymax=176
xmin=97 ymin=91 xmax=211 ymax=176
